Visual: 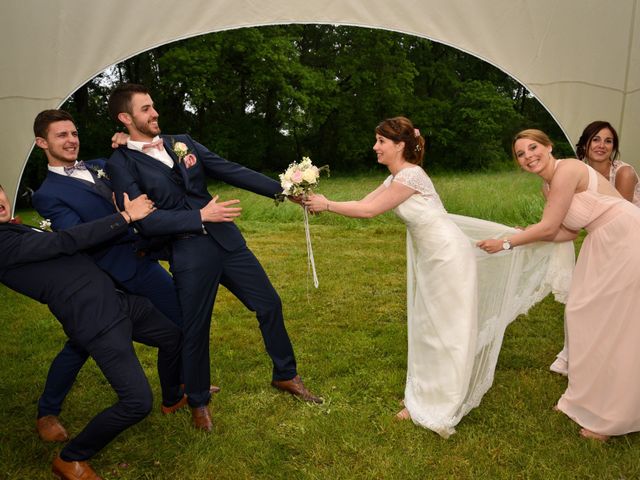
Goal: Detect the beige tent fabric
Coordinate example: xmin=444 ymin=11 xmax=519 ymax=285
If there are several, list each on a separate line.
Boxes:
xmin=1 ymin=0 xmax=639 ymax=208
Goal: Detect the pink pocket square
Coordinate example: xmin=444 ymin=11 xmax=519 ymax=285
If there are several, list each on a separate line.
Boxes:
xmin=183 ymin=153 xmax=197 ymax=169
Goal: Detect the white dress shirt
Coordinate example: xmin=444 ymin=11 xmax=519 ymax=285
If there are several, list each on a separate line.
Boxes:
xmin=48 ymin=163 xmax=95 ymax=184
xmin=127 ymin=136 xmax=175 ymax=168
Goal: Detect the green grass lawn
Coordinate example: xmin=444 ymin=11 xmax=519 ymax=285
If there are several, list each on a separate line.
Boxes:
xmin=1 ymin=171 xmax=636 ymax=479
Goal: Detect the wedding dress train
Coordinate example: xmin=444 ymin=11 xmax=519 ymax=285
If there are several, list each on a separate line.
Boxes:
xmin=386 ymin=166 xmax=574 ymax=437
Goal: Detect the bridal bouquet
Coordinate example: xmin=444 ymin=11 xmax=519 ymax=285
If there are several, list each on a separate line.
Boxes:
xmin=276 ymin=157 xmax=329 ymax=288
xmin=276 ymin=156 xmax=329 ymax=202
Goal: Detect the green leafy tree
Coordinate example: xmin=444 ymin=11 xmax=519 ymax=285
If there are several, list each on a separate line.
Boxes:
xmin=18 ymin=25 xmax=570 ymax=207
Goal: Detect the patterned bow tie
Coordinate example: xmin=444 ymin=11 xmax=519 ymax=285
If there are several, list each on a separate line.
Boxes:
xmin=63 ymin=160 xmax=87 ymax=176
xmin=142 ymin=139 xmax=165 ymax=151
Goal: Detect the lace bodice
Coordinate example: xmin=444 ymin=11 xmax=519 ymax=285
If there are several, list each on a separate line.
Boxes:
xmin=383 ymin=166 xmax=446 ymax=213
xmin=610 ymin=160 xmax=640 ymax=207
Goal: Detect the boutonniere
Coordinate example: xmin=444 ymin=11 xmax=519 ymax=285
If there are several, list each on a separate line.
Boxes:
xmin=172 ymin=140 xmax=197 ymax=169
xmin=38 ymin=218 xmax=52 ymax=232
xmin=87 ymin=164 xmax=109 ymax=180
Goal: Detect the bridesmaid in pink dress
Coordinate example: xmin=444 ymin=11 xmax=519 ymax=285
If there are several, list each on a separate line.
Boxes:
xmin=477 ymin=129 xmax=640 ymax=441
xmin=577 ymin=120 xmax=640 ymax=206
xmin=550 ymin=121 xmax=640 ymax=377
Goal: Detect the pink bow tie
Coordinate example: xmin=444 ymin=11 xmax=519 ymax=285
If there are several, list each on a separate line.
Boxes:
xmin=142 ymin=139 xmax=165 ymax=151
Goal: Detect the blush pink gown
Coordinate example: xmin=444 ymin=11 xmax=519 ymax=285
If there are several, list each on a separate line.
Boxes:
xmin=557 ymin=163 xmax=640 ymax=436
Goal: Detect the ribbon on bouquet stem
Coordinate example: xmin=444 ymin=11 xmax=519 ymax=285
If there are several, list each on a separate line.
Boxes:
xmin=302 ymin=204 xmax=319 ymax=288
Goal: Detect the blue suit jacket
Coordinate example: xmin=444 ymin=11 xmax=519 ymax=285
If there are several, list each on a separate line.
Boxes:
xmin=32 ymin=159 xmax=145 ymax=283
xmin=0 ymin=214 xmax=130 ymax=345
xmin=107 ymin=135 xmax=282 ymax=251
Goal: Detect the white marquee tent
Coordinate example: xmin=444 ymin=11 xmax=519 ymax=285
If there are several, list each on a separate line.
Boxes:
xmin=1 ymin=0 xmax=639 ymax=209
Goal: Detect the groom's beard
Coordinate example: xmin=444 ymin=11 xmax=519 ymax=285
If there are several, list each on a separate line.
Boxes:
xmin=133 ymin=116 xmax=161 ymax=138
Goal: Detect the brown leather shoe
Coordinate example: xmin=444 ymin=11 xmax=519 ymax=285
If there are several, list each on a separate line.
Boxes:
xmin=52 ymin=455 xmax=102 ymax=479
xmin=271 ymin=375 xmax=323 ymax=404
xmin=191 ymin=406 xmax=212 ymax=432
xmin=36 ymin=415 xmax=69 ymax=442
xmin=161 ymin=394 xmax=188 ymax=415
xmin=164 ymin=385 xmax=220 ymax=415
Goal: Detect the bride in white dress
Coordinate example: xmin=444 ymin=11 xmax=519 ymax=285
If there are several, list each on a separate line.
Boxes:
xmin=304 ymin=117 xmax=573 ymax=437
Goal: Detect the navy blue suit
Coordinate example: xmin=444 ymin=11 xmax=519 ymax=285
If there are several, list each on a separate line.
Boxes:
xmin=0 ymin=216 xmax=182 ymax=461
xmin=108 ymin=135 xmax=297 ymax=407
xmin=32 ymin=159 xmax=182 ymax=418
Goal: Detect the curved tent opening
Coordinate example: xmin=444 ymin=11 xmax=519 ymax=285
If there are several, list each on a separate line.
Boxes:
xmin=2 ymin=1 xmax=638 ymax=207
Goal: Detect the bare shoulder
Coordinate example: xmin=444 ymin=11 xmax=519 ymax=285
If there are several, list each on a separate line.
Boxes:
xmin=554 ymin=158 xmax=587 ymax=179
xmin=615 ymin=163 xmax=638 ymax=180
xmin=552 ymin=159 xmax=587 ymax=190
xmin=556 ymin=158 xmax=584 ymax=171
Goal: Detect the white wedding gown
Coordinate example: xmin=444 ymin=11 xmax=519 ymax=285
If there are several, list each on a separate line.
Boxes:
xmin=385 ymin=166 xmax=574 ymax=438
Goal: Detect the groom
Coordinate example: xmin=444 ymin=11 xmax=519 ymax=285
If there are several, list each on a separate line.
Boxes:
xmin=106 ymin=83 xmax=322 ymax=432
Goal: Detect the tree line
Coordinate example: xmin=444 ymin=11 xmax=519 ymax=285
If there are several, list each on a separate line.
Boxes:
xmin=20 ymin=24 xmax=571 ymax=200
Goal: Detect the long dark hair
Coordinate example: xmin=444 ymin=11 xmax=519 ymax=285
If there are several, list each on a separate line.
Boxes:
xmin=575 ymin=121 xmax=619 ymax=162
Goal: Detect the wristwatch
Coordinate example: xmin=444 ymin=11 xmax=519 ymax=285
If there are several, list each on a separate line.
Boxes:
xmin=502 ymin=238 xmax=512 ymax=250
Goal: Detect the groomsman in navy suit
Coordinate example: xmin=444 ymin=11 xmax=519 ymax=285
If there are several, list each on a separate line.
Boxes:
xmin=0 ymin=184 xmax=183 ymax=480
xmin=107 ymin=83 xmax=322 ymax=432
xmin=30 ymin=110 xmax=219 ymax=443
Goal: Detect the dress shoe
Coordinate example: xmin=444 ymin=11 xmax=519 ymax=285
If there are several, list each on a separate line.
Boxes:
xmin=271 ymin=375 xmax=323 ymax=404
xmin=161 ymin=394 xmax=188 ymax=415
xmin=36 ymin=415 xmax=69 ymax=442
xmin=52 ymin=455 xmax=102 ymax=480
xmin=191 ymin=406 xmax=212 ymax=432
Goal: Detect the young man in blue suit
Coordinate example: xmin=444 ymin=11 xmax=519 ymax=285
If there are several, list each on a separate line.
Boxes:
xmin=0 ymin=184 xmax=182 ymax=480
xmin=31 ymin=110 xmax=221 ymax=442
xmin=107 ymin=83 xmax=322 ymax=432
xmin=32 ymin=110 xmax=224 ymax=441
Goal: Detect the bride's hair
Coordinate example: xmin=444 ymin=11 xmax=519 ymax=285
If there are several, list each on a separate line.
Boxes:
xmin=376 ymin=116 xmax=425 ymax=165
xmin=512 ymin=129 xmax=554 ymax=161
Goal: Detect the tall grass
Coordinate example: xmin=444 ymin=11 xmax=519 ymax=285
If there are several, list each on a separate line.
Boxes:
xmin=1 ymin=171 xmax=635 ymax=480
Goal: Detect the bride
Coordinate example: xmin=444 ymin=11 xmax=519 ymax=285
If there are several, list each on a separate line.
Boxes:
xmin=304 ymin=116 xmax=573 ymax=437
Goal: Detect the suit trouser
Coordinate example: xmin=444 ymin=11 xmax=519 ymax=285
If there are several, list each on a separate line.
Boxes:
xmin=37 ymin=260 xmax=181 ymax=417
xmin=170 ymin=235 xmax=297 ymax=407
xmin=60 ymin=293 xmax=182 ymax=461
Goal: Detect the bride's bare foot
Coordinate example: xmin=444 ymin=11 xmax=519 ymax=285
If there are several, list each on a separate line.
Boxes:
xmin=580 ymin=428 xmax=609 ymax=442
xmin=395 ymin=407 xmax=411 ymax=420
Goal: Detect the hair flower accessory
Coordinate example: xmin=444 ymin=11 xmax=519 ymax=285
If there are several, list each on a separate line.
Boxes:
xmin=413 ymin=128 xmax=423 ymax=152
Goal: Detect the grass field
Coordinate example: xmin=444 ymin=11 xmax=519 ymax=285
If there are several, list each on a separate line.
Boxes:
xmin=1 ymin=170 xmax=637 ymax=479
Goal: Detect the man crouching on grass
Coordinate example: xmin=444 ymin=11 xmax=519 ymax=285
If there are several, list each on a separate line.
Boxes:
xmin=0 ymin=184 xmax=183 ymax=480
